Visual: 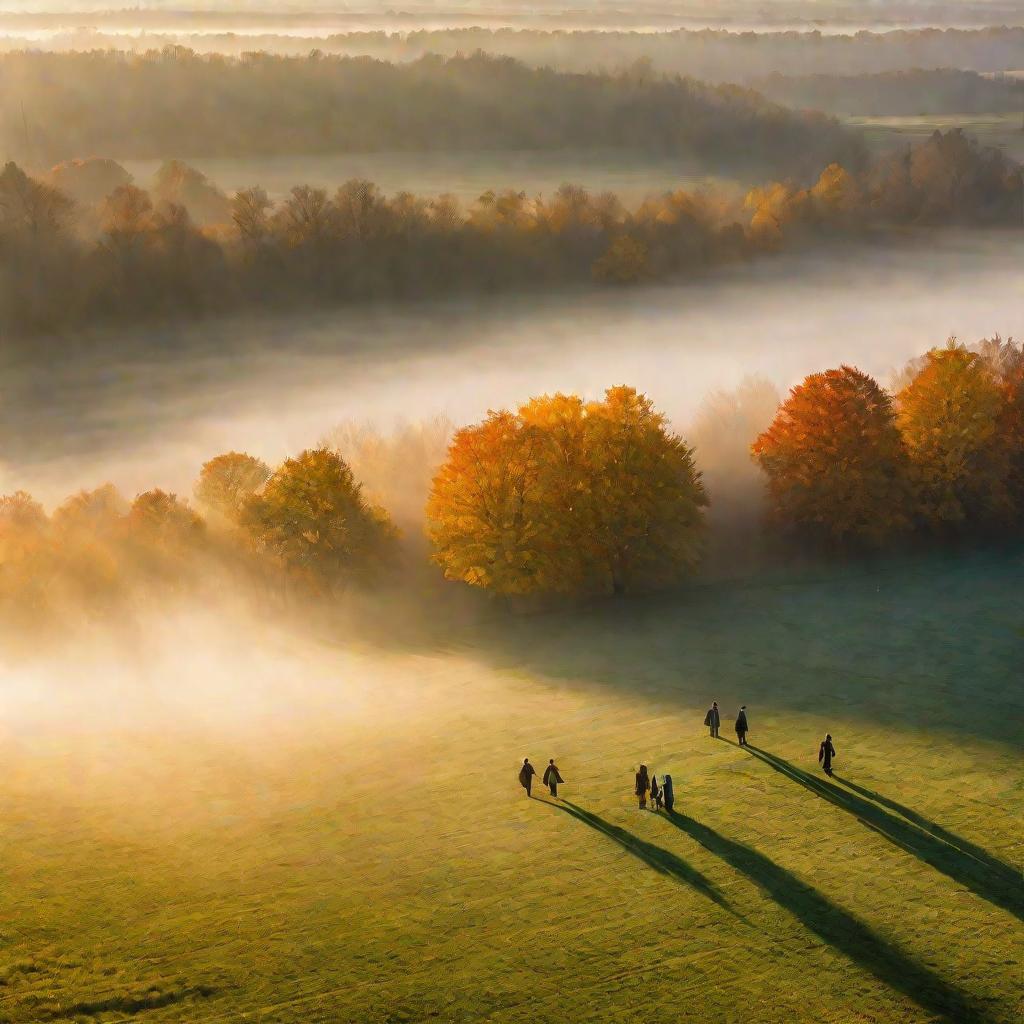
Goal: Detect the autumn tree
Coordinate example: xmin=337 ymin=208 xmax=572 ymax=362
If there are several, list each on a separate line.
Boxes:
xmin=427 ymin=387 xmax=707 ymax=597
xmin=752 ymin=366 xmax=912 ymax=547
xmin=0 ymin=491 xmax=52 ymax=615
xmin=579 ymin=386 xmax=708 ymax=594
xmin=242 ymin=448 xmax=397 ymax=591
xmin=896 ymin=343 xmax=1013 ymax=530
xmin=425 ymin=411 xmax=544 ymax=594
xmin=127 ymin=490 xmax=205 ymax=552
xmin=194 ymin=451 xmax=272 ymax=525
xmin=152 ymin=160 xmax=230 ymax=226
xmin=592 ymin=235 xmax=649 ymax=284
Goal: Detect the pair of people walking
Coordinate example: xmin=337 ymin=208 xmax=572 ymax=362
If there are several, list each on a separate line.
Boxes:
xmin=634 ymin=765 xmax=674 ymax=813
xmin=519 ymin=758 xmax=564 ymax=798
xmin=704 ymin=701 xmax=749 ymax=746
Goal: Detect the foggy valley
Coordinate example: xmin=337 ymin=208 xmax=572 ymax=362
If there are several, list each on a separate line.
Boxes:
xmin=1 ymin=6 xmax=1021 ymax=1024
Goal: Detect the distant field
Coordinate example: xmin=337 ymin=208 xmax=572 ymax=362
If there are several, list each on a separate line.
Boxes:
xmin=1 ymin=548 xmax=1021 ymax=1022
xmin=848 ymin=112 xmax=1024 ymax=163
xmin=119 ymin=150 xmax=746 ymax=204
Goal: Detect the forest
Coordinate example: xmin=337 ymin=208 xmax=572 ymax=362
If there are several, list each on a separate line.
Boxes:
xmin=1 ymin=129 xmax=1020 ymax=336
xmin=4 ymin=23 xmax=1023 ymax=81
xmin=0 ymin=51 xmax=862 ymax=172
xmin=754 ymin=68 xmax=1024 ymax=116
xmin=0 ymin=335 xmax=1019 ymax=634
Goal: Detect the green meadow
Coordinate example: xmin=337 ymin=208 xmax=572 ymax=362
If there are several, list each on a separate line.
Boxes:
xmin=2 ymin=548 xmax=1022 ymax=1023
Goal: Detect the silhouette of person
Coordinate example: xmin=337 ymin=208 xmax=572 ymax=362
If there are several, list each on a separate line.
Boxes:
xmin=635 ymin=765 xmax=650 ymax=809
xmin=519 ymin=758 xmax=536 ymax=797
xmin=818 ymin=734 xmax=836 ymax=777
xmin=704 ymin=701 xmax=721 ymax=738
xmin=651 ymin=773 xmax=663 ymax=810
xmin=735 ymin=706 xmax=749 ymax=746
xmin=543 ymin=758 xmax=564 ymax=797
xmin=662 ymin=774 xmax=675 ymax=814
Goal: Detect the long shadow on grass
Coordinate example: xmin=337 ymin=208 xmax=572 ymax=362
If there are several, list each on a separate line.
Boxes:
xmin=545 ymin=799 xmax=737 ymax=917
xmin=745 ymin=746 xmax=1023 ymax=922
xmin=836 ymin=776 xmax=1022 ymax=878
xmin=659 ymin=812 xmax=990 ymax=1024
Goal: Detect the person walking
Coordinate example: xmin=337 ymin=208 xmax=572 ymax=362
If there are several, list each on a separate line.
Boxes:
xmin=635 ymin=765 xmax=650 ymax=809
xmin=543 ymin=758 xmax=564 ymax=797
xmin=519 ymin=758 xmax=536 ymax=797
xmin=818 ymin=734 xmax=836 ymax=777
xmin=650 ymin=773 xmax=663 ymax=810
xmin=662 ymin=774 xmax=675 ymax=814
xmin=735 ymin=706 xmax=749 ymax=747
xmin=704 ymin=701 xmax=721 ymax=738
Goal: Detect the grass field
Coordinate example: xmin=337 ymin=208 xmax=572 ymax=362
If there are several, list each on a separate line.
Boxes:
xmin=1 ymin=548 xmax=1022 ymax=1023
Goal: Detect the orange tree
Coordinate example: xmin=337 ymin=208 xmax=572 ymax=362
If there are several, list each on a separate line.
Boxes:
xmin=752 ymin=366 xmax=912 ymax=547
xmin=194 ymin=451 xmax=272 ymax=524
xmin=243 ymin=447 xmax=397 ymax=592
xmin=896 ymin=343 xmax=1012 ymax=531
xmin=426 ymin=387 xmax=707 ymax=597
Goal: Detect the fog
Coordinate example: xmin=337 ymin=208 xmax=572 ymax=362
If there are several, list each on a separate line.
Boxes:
xmin=119 ymin=153 xmax=743 ymax=207
xmin=3 ymin=230 xmax=1020 ymax=509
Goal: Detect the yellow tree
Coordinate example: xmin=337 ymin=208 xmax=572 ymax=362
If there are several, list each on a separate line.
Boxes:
xmin=194 ymin=451 xmax=272 ymax=525
xmin=752 ymin=366 xmax=913 ymax=547
xmin=426 ymin=411 xmax=550 ymax=594
xmin=243 ymin=448 xmax=397 ymax=591
xmin=897 ymin=343 xmax=1013 ymax=529
xmin=581 ymin=386 xmax=707 ymax=594
xmin=427 ymin=388 xmax=707 ymax=596
xmin=0 ymin=491 xmax=52 ymax=613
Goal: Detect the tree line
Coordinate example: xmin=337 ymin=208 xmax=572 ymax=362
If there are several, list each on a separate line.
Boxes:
xmin=6 ymin=25 xmax=1021 ymax=82
xmin=2 ymin=50 xmax=860 ymax=172
xmin=1 ymin=337 xmax=1019 ymax=630
xmin=753 ymin=68 xmax=1024 ymax=117
xmin=1 ymin=129 xmax=1019 ymax=336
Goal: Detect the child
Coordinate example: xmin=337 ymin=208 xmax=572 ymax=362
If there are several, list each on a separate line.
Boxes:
xmin=650 ymin=774 xmax=664 ymax=811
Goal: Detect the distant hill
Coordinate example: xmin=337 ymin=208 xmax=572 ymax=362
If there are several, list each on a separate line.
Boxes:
xmin=0 ymin=51 xmax=864 ymax=178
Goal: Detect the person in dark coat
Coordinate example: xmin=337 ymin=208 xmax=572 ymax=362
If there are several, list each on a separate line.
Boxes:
xmin=635 ymin=765 xmax=650 ymax=809
xmin=704 ymin=701 xmax=721 ymax=738
xmin=650 ymin=773 xmax=663 ymax=810
xmin=519 ymin=758 xmax=536 ymax=797
xmin=818 ymin=734 xmax=836 ymax=777
xmin=662 ymin=774 xmax=675 ymax=814
xmin=543 ymin=759 xmax=564 ymax=797
xmin=735 ymin=706 xmax=749 ymax=746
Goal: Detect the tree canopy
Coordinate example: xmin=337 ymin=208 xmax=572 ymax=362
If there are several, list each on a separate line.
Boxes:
xmin=752 ymin=366 xmax=913 ymax=547
xmin=897 ymin=343 xmax=1013 ymax=530
xmin=427 ymin=386 xmax=707 ymax=596
xmin=242 ymin=447 xmax=397 ymax=591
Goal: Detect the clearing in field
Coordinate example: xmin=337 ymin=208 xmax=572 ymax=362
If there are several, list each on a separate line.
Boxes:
xmin=1 ymin=549 xmax=1022 ymax=1023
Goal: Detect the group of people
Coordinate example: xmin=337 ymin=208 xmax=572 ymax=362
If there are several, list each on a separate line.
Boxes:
xmin=518 ymin=758 xmax=564 ymax=798
xmin=518 ymin=701 xmax=838 ymax=805
xmin=704 ymin=701 xmax=836 ymax=775
xmin=634 ymin=765 xmax=674 ymax=812
xmin=702 ymin=701 xmax=748 ymax=745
